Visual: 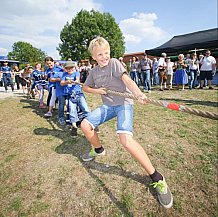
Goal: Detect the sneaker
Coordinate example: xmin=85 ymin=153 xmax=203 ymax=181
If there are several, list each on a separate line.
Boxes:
xmin=59 ymin=118 xmax=65 ymax=126
xmin=71 ymin=127 xmax=77 ymax=137
xmin=82 ymin=148 xmax=105 ymax=162
xmin=39 ymin=104 xmax=46 ymax=109
xmin=209 ymin=86 xmax=214 ymax=90
xmin=151 ymin=177 xmax=173 ymax=208
xmin=44 ymin=111 xmax=52 ymax=117
xmin=72 ymin=122 xmax=77 ymax=129
xmin=94 ymin=126 xmax=100 ymax=133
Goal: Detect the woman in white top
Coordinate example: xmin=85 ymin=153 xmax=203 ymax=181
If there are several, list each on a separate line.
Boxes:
xmin=165 ymin=57 xmax=174 ymax=89
xmin=188 ymin=53 xmax=199 ymax=89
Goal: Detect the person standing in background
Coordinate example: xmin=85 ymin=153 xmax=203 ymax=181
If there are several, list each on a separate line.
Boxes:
xmin=139 ymin=53 xmax=152 ymax=93
xmin=157 ymin=53 xmax=167 ymax=91
xmin=188 ymin=53 xmax=200 ymax=89
xmin=129 ymin=56 xmax=140 ymax=86
xmin=79 ymin=62 xmax=88 ymax=83
xmin=152 ymin=58 xmax=159 ymax=85
xmin=165 ymin=57 xmax=174 ymax=89
xmin=199 ymin=50 xmax=216 ymax=89
xmin=0 ymin=61 xmax=14 ymax=92
xmin=174 ymin=54 xmax=187 ymax=90
xmin=12 ymin=64 xmax=22 ymax=90
xmin=119 ymin=57 xmax=127 ymax=69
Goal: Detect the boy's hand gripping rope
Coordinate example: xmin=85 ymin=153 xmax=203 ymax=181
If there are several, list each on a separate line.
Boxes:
xmin=74 ymin=81 xmax=218 ymax=120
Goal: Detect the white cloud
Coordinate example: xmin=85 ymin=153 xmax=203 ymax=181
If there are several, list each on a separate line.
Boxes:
xmin=0 ymin=0 xmax=102 ymax=59
xmin=119 ymin=12 xmax=170 ymax=52
xmin=0 ymin=48 xmax=8 ymax=56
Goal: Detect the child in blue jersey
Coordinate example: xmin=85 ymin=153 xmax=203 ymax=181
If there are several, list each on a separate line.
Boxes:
xmin=32 ymin=63 xmax=48 ymax=107
xmin=61 ymin=61 xmax=90 ymax=136
xmin=44 ymin=57 xmax=64 ymax=117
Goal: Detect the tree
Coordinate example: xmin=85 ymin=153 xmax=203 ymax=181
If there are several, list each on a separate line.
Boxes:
xmin=8 ymin=41 xmax=46 ymax=65
xmin=57 ymin=9 xmax=125 ymax=61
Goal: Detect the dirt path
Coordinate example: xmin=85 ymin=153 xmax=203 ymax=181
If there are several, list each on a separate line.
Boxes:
xmin=0 ymin=86 xmax=24 ymax=99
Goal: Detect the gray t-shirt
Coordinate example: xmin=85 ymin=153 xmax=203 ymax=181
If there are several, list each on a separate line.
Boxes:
xmin=84 ymin=58 xmax=133 ymax=106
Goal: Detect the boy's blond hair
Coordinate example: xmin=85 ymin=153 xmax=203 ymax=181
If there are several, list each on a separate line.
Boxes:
xmin=88 ymin=36 xmax=110 ymax=56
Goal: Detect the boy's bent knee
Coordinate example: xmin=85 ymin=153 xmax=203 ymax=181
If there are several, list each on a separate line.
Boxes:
xmin=81 ymin=119 xmax=93 ymax=132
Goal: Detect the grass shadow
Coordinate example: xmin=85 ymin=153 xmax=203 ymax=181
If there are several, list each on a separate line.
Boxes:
xmin=34 ymin=127 xmax=157 ymax=216
xmin=20 ymin=98 xmax=60 ymax=127
xmin=160 ymin=97 xmax=218 ymax=108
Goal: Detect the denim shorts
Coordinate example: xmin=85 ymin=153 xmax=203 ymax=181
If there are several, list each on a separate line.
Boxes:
xmin=84 ymin=104 xmax=133 ymax=135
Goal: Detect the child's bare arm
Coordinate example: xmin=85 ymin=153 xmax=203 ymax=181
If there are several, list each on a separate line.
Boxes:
xmin=121 ymin=73 xmax=147 ymax=104
xmin=83 ymin=85 xmax=107 ymax=95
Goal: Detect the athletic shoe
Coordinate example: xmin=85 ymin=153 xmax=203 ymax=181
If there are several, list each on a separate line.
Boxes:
xmin=59 ymin=118 xmax=65 ymax=126
xmin=44 ymin=111 xmax=52 ymax=117
xmin=39 ymin=104 xmax=46 ymax=109
xmin=71 ymin=127 xmax=77 ymax=137
xmin=76 ymin=121 xmax=81 ymax=128
xmin=72 ymin=122 xmax=77 ymax=129
xmin=209 ymin=86 xmax=214 ymax=90
xmin=82 ymin=148 xmax=105 ymax=162
xmin=151 ymin=177 xmax=173 ymax=208
xmin=94 ymin=126 xmax=100 ymax=133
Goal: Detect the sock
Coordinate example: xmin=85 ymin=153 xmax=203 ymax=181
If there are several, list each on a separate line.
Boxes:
xmin=95 ymin=146 xmax=104 ymax=154
xmin=150 ymin=169 xmax=163 ymax=182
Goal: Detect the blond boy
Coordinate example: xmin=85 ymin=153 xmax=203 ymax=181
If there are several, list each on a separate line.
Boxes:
xmin=80 ymin=37 xmax=173 ymax=208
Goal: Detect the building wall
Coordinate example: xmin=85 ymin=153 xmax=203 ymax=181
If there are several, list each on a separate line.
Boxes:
xmin=123 ymin=52 xmax=155 ymax=64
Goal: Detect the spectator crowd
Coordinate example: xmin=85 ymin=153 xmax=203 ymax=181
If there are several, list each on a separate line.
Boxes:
xmin=127 ymin=50 xmax=216 ymax=92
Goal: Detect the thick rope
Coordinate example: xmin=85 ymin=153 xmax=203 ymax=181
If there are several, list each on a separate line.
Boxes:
xmin=74 ymin=81 xmax=218 ymax=120
xmin=106 ymin=89 xmax=218 ymax=120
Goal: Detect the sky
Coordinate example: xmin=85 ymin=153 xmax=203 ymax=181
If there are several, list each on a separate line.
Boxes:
xmin=0 ymin=0 xmax=217 ymax=60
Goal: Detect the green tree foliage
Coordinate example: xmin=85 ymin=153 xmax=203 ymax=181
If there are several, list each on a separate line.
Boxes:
xmin=58 ymin=9 xmax=125 ymax=61
xmin=8 ymin=41 xmax=46 ymax=65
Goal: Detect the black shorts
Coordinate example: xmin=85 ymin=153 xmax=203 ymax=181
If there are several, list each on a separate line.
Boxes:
xmin=20 ymin=77 xmax=31 ymax=87
xmin=199 ymin=70 xmax=212 ymax=80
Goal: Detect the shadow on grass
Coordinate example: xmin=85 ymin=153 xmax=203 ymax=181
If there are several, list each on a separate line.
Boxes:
xmin=33 ymin=127 xmax=157 ymax=216
xmin=20 ymin=98 xmax=60 ymax=127
xmin=160 ymin=97 xmax=218 ymax=108
xmin=20 ymin=97 xmax=158 ymax=216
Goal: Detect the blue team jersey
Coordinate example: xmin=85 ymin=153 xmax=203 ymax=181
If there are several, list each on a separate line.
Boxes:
xmin=62 ymin=71 xmax=82 ymax=95
xmin=32 ymin=69 xmax=47 ymax=86
xmin=1 ymin=66 xmax=12 ymax=77
xmin=53 ymin=70 xmax=66 ymax=97
xmin=45 ymin=65 xmax=63 ymax=90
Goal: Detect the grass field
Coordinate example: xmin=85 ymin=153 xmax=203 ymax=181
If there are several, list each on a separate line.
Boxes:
xmin=0 ymin=86 xmax=217 ymax=217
